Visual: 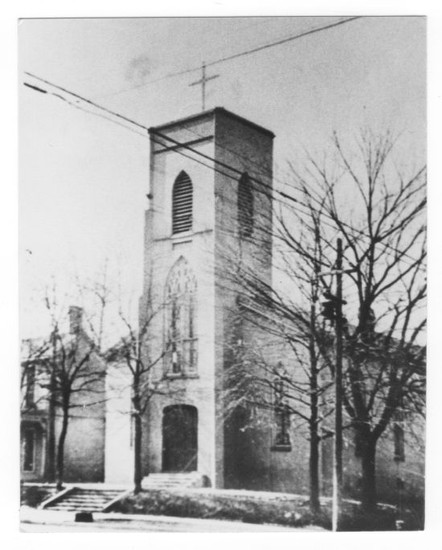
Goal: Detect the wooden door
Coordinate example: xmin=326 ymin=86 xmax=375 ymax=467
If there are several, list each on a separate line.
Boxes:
xmin=162 ymin=405 xmax=198 ymax=472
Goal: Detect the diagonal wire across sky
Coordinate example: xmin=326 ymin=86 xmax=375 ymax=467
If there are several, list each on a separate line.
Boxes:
xmin=93 ymin=16 xmax=362 ymax=101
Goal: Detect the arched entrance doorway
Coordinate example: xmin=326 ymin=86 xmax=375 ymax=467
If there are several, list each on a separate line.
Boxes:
xmin=162 ymin=405 xmax=198 ymax=472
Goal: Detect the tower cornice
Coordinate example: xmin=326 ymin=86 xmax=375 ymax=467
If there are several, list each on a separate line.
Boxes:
xmin=148 ymin=107 xmax=275 ymax=139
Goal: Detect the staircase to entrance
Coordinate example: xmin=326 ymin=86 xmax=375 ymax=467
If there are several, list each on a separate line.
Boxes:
xmin=39 ymin=474 xmax=210 ymax=513
xmin=42 ymin=487 xmax=126 ymax=512
xmin=143 ymin=473 xmax=210 ymax=490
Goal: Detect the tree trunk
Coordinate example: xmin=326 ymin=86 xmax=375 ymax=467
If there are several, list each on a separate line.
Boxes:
xmin=56 ymin=407 xmax=69 ymax=491
xmin=360 ymin=437 xmax=377 ymax=513
xmin=133 ymin=411 xmax=143 ymax=494
xmin=308 ymin=364 xmax=320 ymax=514
xmin=132 ymin=380 xmax=145 ymax=495
xmin=45 ymin=370 xmax=56 ymax=482
xmin=309 ymin=417 xmax=320 ymax=514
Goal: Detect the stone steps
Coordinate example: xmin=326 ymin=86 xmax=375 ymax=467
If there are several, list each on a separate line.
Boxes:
xmin=143 ymin=473 xmax=210 ymax=489
xmin=43 ymin=475 xmax=209 ymax=511
xmin=45 ymin=488 xmax=125 ymax=512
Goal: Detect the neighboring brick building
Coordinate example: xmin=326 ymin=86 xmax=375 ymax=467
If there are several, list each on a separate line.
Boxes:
xmin=20 ymin=307 xmax=106 ymax=484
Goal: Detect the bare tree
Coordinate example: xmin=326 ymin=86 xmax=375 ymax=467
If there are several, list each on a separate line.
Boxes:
xmin=21 ymin=281 xmax=108 ymax=489
xmin=104 ymin=286 xmax=175 ymax=494
xmin=223 ymin=257 xmax=333 ymax=515
xmin=219 ymin=165 xmax=335 ymax=514
xmin=277 ymin=130 xmax=426 ymax=511
xmin=222 ymin=128 xmax=425 ymax=514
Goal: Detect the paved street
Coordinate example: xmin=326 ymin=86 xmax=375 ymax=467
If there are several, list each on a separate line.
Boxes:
xmin=20 ymin=508 xmax=325 ymax=533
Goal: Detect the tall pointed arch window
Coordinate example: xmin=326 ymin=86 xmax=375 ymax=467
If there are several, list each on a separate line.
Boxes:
xmin=238 ymin=173 xmax=254 ymax=238
xmin=165 ymin=257 xmax=198 ymax=375
xmin=172 ymin=171 xmax=193 ymax=234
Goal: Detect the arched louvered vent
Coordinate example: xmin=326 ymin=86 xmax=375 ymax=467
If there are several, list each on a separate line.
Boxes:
xmin=172 ymin=171 xmax=193 ymax=234
xmin=238 ymin=173 xmax=254 ymax=237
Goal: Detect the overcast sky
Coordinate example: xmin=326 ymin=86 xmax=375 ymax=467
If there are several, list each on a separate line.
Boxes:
xmin=18 ymin=16 xmax=426 ymax=337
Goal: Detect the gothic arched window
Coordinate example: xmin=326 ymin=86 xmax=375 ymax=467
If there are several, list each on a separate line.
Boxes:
xmin=238 ymin=173 xmax=254 ymax=238
xmin=172 ymin=171 xmax=193 ymax=234
xmin=165 ymin=257 xmax=197 ymax=375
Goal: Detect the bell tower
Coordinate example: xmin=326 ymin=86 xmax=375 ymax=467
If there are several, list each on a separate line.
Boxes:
xmin=140 ymin=107 xmax=274 ymax=487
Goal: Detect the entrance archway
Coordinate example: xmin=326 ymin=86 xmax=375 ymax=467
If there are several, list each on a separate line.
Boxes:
xmin=162 ymin=405 xmax=198 ymax=472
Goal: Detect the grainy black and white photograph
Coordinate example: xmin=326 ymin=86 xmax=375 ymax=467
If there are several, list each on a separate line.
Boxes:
xmin=18 ymin=15 xmax=426 ymax=534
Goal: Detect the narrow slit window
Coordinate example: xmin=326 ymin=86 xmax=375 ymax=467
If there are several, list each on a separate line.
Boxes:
xmin=238 ymin=173 xmax=254 ymax=237
xmin=272 ymin=375 xmax=291 ymax=451
xmin=22 ymin=428 xmax=35 ymax=472
xmin=172 ymin=171 xmax=193 ymax=234
xmin=24 ymin=364 xmax=36 ymax=408
xmin=394 ymin=423 xmax=405 ymax=462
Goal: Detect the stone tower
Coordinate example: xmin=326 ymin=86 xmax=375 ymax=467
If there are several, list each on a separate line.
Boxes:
xmin=140 ymin=108 xmax=274 ymax=488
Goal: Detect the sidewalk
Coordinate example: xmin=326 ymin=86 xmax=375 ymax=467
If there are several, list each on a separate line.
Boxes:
xmin=20 ymin=506 xmax=326 ymax=532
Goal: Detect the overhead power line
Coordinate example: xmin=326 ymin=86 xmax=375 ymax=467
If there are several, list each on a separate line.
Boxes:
xmin=204 ymin=16 xmax=362 ymax=69
xmin=24 ymin=82 xmax=47 ymax=94
xmin=24 ymin=71 xmax=148 ymax=133
xmin=23 ymin=72 xmax=425 ymax=270
xmin=95 ymin=16 xmax=363 ymax=100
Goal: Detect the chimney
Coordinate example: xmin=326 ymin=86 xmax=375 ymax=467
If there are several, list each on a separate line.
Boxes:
xmin=69 ymin=306 xmax=83 ymax=334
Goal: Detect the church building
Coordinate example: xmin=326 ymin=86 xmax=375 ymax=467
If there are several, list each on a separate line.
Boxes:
xmin=104 ymin=107 xmax=424 ymax=505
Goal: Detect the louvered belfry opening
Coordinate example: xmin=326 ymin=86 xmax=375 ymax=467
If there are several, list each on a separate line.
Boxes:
xmin=172 ymin=171 xmax=193 ymax=234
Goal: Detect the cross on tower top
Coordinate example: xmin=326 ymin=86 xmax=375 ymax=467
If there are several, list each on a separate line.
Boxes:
xmin=189 ymin=62 xmax=220 ymax=111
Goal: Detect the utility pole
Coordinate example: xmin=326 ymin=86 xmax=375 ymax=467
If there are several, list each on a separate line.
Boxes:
xmin=332 ymin=237 xmax=344 ymax=531
xmin=309 ymin=280 xmax=320 ymax=514
xmin=320 ymin=243 xmax=352 ymax=529
xmin=309 ymin=237 xmax=321 ymax=515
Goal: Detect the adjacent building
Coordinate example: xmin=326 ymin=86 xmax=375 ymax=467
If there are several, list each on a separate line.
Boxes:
xmin=20 ymin=307 xmax=106 ymax=484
